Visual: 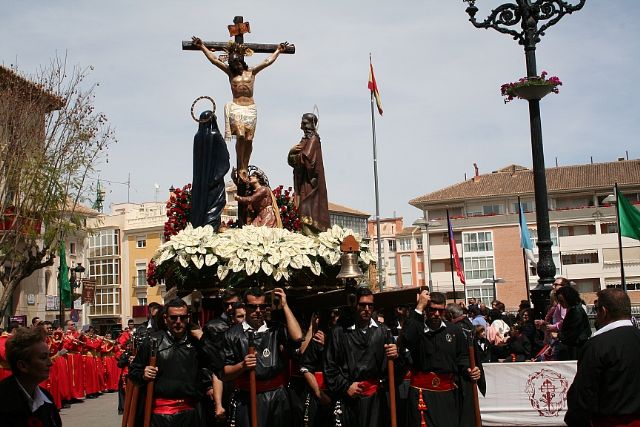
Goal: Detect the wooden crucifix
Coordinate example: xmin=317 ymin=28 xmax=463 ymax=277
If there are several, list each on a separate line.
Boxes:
xmin=185 ymin=16 xmax=295 ymax=227
xmin=185 ymin=15 xmax=295 ymax=185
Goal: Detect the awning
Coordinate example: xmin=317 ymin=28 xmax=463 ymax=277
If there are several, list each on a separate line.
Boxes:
xmin=560 ymin=249 xmax=598 ymax=256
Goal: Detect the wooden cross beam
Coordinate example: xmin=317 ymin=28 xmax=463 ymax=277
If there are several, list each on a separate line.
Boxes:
xmin=182 ymin=15 xmax=295 ymax=58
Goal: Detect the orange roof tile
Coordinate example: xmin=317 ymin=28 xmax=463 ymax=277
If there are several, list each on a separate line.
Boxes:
xmin=410 ymin=160 xmax=640 ymax=207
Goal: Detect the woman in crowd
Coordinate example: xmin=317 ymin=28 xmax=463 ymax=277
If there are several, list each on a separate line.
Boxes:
xmin=555 ymin=286 xmax=591 ymax=360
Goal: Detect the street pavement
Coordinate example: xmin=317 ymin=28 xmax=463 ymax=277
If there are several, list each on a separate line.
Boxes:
xmin=60 ymin=391 xmax=121 ymax=427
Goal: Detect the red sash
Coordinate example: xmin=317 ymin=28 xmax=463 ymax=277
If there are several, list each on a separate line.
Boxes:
xmin=358 ymin=379 xmax=380 ymax=397
xmin=410 ymin=371 xmax=456 ymax=392
xmin=235 ymin=371 xmax=287 ymax=393
xmin=313 ymin=372 xmax=325 ymax=391
xmin=152 ymin=397 xmax=196 ymax=415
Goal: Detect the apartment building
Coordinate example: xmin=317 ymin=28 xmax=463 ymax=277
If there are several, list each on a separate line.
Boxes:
xmin=369 ymin=160 xmax=640 ymax=310
xmin=85 ymin=202 xmax=166 ymax=331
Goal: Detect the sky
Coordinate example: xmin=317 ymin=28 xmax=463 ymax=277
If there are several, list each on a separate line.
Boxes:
xmin=2 ymin=1 xmax=640 ymax=224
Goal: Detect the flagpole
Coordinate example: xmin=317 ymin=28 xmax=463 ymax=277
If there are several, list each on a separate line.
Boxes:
xmin=518 ymin=196 xmax=532 ymax=305
xmin=614 ymin=183 xmax=627 ymax=292
xmin=369 ymin=53 xmax=384 ymax=292
xmin=446 ymin=209 xmax=458 ymax=303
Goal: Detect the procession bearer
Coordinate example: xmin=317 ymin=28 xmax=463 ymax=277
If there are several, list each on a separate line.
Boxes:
xmin=401 ymin=291 xmax=481 ymax=427
xmin=324 ymin=287 xmax=399 ymax=427
xmin=222 ymin=287 xmax=303 ymax=427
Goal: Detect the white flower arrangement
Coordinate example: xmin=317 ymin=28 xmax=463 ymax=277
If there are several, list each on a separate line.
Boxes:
xmin=152 ymin=224 xmax=373 ymax=285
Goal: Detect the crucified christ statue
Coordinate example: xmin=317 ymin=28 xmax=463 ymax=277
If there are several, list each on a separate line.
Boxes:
xmin=191 ymin=36 xmax=289 ymax=183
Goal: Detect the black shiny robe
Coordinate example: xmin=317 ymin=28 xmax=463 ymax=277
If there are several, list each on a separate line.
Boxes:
xmin=129 ymin=330 xmax=219 ymax=399
xmin=190 ymin=111 xmax=230 ymax=231
xmin=565 ymin=325 xmax=640 ymax=426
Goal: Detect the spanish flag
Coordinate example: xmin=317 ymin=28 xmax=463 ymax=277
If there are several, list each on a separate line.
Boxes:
xmin=368 ymin=59 xmax=383 ymax=116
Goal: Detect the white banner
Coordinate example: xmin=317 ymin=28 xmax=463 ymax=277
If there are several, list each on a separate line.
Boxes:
xmin=480 ymin=361 xmax=577 ymax=426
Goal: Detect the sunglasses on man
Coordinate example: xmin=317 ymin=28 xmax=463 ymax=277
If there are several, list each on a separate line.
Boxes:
xmin=167 ymin=315 xmax=190 ymax=322
xmin=245 ymin=303 xmax=269 ymax=311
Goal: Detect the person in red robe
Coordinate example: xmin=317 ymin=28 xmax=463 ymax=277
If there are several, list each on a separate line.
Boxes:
xmin=83 ymin=327 xmax=102 ymax=397
xmin=0 ymin=322 xmax=19 ymax=381
xmin=63 ymin=320 xmax=85 ymax=400
xmin=101 ymin=333 xmax=120 ymax=392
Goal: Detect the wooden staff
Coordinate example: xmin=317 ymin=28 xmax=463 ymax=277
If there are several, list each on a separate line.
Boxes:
xmin=467 ymin=337 xmax=482 ymax=427
xmin=248 ymin=331 xmax=258 ymax=427
xmin=386 ymin=331 xmax=397 ymax=427
xmin=126 ymin=383 xmax=140 ymax=427
xmin=143 ymin=339 xmax=159 ymax=427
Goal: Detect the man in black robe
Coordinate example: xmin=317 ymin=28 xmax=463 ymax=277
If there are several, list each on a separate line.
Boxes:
xmin=401 ymin=291 xmax=481 ymax=427
xmin=129 ymin=298 xmax=222 ymax=427
xmin=191 ymin=109 xmax=230 ymax=231
xmin=203 ymin=289 xmax=241 ymax=424
xmin=324 ymin=288 xmax=399 ymax=427
xmin=222 ymin=287 xmax=303 ymax=427
xmin=287 ymin=113 xmax=330 ymax=235
xmin=565 ymin=288 xmax=640 ymax=426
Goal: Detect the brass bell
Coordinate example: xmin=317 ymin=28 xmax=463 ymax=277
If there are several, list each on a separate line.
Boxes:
xmin=337 ymin=252 xmax=363 ymax=279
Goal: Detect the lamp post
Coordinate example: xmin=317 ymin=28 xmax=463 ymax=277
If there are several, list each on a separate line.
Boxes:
xmin=463 ymin=0 xmax=585 ymax=316
xmin=413 ymin=217 xmax=441 ymax=290
xmin=483 ymin=276 xmax=506 ymax=302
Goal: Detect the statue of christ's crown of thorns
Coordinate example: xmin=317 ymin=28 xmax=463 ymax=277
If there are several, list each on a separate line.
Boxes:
xmin=220 ymin=41 xmax=254 ymax=62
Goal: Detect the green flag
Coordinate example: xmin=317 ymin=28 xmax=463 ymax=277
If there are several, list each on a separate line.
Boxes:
xmin=617 ymin=188 xmax=640 ymax=241
xmin=59 ymin=241 xmax=72 ymax=307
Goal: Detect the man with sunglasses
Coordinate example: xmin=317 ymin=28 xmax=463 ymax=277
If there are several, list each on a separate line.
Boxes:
xmin=324 ymin=287 xmax=399 ymax=427
xmin=401 ymin=290 xmax=481 ymax=427
xmin=565 ymin=288 xmax=640 ymax=426
xmin=129 ymin=298 xmax=222 ymax=427
xmin=222 ymin=287 xmax=303 ymax=427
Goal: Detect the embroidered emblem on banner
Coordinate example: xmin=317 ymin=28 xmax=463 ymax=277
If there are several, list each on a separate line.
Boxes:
xmin=445 ymin=333 xmax=453 ymax=342
xmin=524 ymin=368 xmax=570 ymax=417
xmin=431 ymin=376 xmax=441 ymax=388
xmin=262 ymin=348 xmax=271 ymax=358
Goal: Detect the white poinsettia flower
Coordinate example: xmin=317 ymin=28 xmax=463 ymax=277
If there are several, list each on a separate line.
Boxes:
xmin=262 ymin=261 xmax=273 ymax=276
xmin=205 ymin=254 xmax=218 ymax=266
xmin=217 ymin=265 xmax=229 ymax=281
xmin=310 ymin=261 xmax=321 ymax=276
xmin=178 ymin=254 xmax=189 ymax=268
xmin=192 ymin=255 xmax=204 ymax=269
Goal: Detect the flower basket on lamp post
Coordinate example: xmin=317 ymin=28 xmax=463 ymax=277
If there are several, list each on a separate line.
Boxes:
xmin=501 ymin=72 xmax=562 ymax=103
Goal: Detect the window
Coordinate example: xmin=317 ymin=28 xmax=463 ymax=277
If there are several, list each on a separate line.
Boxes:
xmin=92 ymin=287 xmax=120 ymax=316
xmin=69 ymin=242 xmax=77 ymax=255
xmin=463 ymin=256 xmax=494 ymax=280
xmin=137 ymin=297 xmax=147 ymax=306
xmin=136 ymin=236 xmax=147 ymax=248
xmin=387 ymin=273 xmax=397 ymax=287
xmin=529 ymin=228 xmax=559 ymax=248
xmin=463 ymin=232 xmax=493 ymax=253
xmin=401 ymin=255 xmax=412 ymax=272
xmin=416 ymin=237 xmax=423 ymax=250
xmin=89 ymin=259 xmax=120 ymax=286
xmin=601 ymin=223 xmax=617 ymax=234
xmin=512 ymin=201 xmax=535 ymax=213
xmin=89 ymin=229 xmax=120 ymax=257
xmin=399 ymin=238 xmax=412 ymax=251
xmin=387 ymin=240 xmax=397 ymax=252
xmin=483 ymin=204 xmax=503 ymax=215
xmin=136 ymin=270 xmax=147 ymax=287
xmin=530 ymin=254 xmax=561 ymax=276
xmin=402 ymin=272 xmax=412 ymax=286
xmin=466 ymin=286 xmax=495 ymax=304
xmin=388 ymin=257 xmax=396 ymax=272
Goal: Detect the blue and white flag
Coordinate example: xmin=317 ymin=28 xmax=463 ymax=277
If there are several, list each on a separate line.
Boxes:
xmin=519 ymin=203 xmax=537 ymax=265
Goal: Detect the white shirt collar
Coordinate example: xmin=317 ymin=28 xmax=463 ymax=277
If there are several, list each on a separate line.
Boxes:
xmin=348 ymin=318 xmax=379 ymax=330
xmin=242 ymin=321 xmax=268 ymax=333
xmin=424 ymin=321 xmax=447 ymax=333
xmin=15 ymin=377 xmax=52 ymax=412
xmin=591 ymin=319 xmax=633 ymax=338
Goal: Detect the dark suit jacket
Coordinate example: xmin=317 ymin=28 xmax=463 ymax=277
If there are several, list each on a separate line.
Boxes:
xmin=0 ymin=375 xmax=62 ymax=427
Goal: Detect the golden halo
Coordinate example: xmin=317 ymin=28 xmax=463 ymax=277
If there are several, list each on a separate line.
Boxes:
xmin=190 ymin=96 xmax=216 ymax=122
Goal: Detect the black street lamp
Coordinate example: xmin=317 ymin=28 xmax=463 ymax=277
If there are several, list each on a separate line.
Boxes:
xmin=462 ymin=0 xmax=585 ymax=318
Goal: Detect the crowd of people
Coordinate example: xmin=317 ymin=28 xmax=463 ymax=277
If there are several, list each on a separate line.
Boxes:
xmin=1 ymin=279 xmax=638 ymax=426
